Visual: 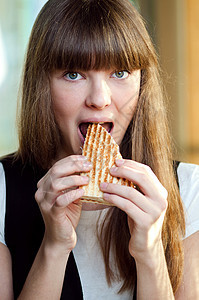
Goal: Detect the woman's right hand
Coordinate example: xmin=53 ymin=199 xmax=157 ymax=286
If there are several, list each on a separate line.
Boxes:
xmin=35 ymin=155 xmax=92 ymax=254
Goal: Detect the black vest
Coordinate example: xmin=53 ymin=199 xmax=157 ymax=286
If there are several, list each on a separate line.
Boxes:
xmin=1 ymin=154 xmax=83 ymax=299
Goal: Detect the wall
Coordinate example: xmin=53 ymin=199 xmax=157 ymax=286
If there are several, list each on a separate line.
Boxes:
xmin=0 ymin=0 xmax=47 ymax=156
xmin=186 ymin=0 xmax=199 ymax=163
xmin=141 ymin=0 xmax=199 ymax=164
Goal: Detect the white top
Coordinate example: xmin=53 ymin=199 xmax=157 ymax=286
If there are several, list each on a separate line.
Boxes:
xmin=73 ymin=209 xmax=133 ymax=299
xmin=177 ymin=162 xmax=199 ymax=238
xmin=0 ymin=161 xmax=199 ymax=299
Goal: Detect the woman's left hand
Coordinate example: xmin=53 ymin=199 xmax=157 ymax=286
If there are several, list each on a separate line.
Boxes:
xmin=100 ymin=159 xmax=168 ymax=262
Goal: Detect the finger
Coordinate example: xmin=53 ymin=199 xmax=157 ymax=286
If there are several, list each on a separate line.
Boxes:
xmin=100 ymin=182 xmax=155 ymax=214
xmin=53 ymin=155 xmax=92 ymax=176
xmin=111 ymin=160 xmax=167 ymax=200
xmin=102 ymin=192 xmax=145 ymax=223
xmin=36 ymin=175 xmax=89 ymax=206
xmin=102 ymin=187 xmax=166 ymax=226
xmin=48 ymin=175 xmax=89 ymax=195
xmin=36 ymin=155 xmax=91 ymax=204
xmin=54 ymin=188 xmax=85 ymax=208
xmin=116 ymin=159 xmax=154 ymax=173
xmin=37 ymin=156 xmax=92 ymax=187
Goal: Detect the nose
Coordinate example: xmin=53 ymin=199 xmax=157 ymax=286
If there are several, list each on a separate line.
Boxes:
xmin=85 ymin=78 xmax=111 ymax=110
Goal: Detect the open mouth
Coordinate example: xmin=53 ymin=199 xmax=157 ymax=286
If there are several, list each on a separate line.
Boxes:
xmin=79 ymin=122 xmax=113 ymax=140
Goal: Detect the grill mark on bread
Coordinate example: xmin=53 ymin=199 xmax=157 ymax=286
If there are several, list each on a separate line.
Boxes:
xmin=83 ymin=123 xmax=94 ymax=194
xmin=83 ymin=124 xmax=91 ymax=157
xmin=97 ymin=128 xmax=106 ymax=190
xmin=81 ymin=123 xmax=134 ymax=205
xmin=94 ymin=124 xmax=102 ymax=195
xmin=90 ymin=124 xmax=98 ymax=194
xmin=108 ymin=142 xmax=114 ymax=184
xmin=104 ymin=134 xmax=111 ymax=183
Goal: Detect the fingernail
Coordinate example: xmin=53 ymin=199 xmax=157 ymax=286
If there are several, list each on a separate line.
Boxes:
xmin=83 ymin=161 xmax=92 ymax=168
xmin=81 ymin=176 xmax=89 ymax=183
xmin=103 ymin=193 xmax=109 ymax=200
xmin=78 ymin=188 xmax=85 ymax=197
xmin=77 ymin=156 xmax=87 ymax=160
xmin=115 ymin=159 xmax=124 ymax=166
xmin=110 ymin=166 xmax=118 ymax=173
xmin=81 ymin=156 xmax=88 ymax=160
xmin=100 ymin=182 xmax=108 ymax=189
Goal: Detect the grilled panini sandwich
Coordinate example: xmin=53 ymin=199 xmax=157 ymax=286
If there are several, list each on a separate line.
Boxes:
xmin=81 ymin=123 xmax=133 ymax=205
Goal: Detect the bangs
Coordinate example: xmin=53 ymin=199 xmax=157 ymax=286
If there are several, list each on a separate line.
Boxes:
xmin=39 ymin=0 xmax=152 ymax=72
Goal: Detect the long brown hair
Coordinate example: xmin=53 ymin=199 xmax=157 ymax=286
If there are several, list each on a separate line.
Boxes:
xmin=17 ymin=0 xmax=185 ymax=294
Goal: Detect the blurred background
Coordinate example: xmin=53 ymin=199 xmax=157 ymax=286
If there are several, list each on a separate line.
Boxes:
xmin=0 ymin=0 xmax=199 ymax=164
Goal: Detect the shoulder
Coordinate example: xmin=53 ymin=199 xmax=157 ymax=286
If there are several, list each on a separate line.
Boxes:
xmin=177 ymin=161 xmax=199 ymax=181
xmin=0 ymin=162 xmax=5 ymax=177
xmin=0 ymin=153 xmax=46 ymax=183
xmin=177 ymin=162 xmax=199 ymax=238
xmin=0 ymin=161 xmax=6 ymax=197
xmin=0 ymin=162 xmax=6 ymax=245
xmin=0 ymin=162 xmax=5 ymax=185
xmin=0 ymin=153 xmax=22 ymax=174
xmin=0 ymin=153 xmax=27 ymax=187
xmin=177 ymin=162 xmax=199 ymax=198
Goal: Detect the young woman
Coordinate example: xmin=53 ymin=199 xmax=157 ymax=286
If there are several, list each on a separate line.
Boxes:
xmin=0 ymin=0 xmax=199 ymax=299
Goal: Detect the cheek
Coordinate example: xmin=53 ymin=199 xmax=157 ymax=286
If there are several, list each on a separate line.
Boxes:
xmin=125 ymin=79 xmax=140 ymax=118
xmin=51 ymin=84 xmax=65 ymax=114
xmin=118 ymin=89 xmax=139 ymax=122
xmin=116 ymin=71 xmax=140 ymax=119
xmin=52 ymin=97 xmax=69 ymax=122
xmin=51 ymin=80 xmax=73 ymax=114
xmin=113 ymin=96 xmax=138 ymax=144
xmin=51 ymin=89 xmax=79 ymax=122
xmin=113 ymin=81 xmax=140 ymax=145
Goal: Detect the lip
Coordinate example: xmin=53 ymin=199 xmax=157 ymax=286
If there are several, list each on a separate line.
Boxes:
xmin=77 ymin=117 xmax=114 ymax=144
